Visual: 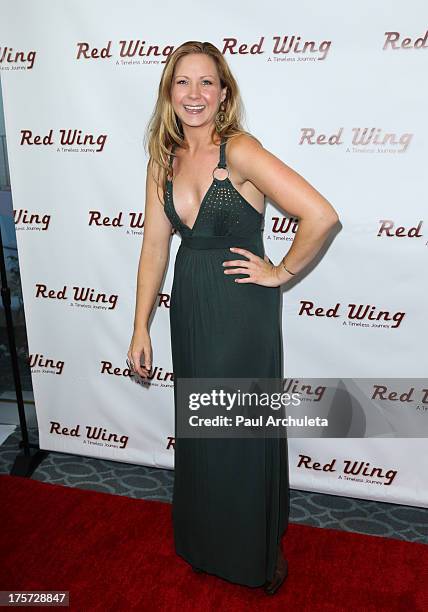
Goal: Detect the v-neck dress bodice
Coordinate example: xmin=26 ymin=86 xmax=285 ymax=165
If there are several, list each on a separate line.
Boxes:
xmin=164 ymin=137 xmax=264 ymax=245
xmin=163 ymin=135 xmax=290 ymax=588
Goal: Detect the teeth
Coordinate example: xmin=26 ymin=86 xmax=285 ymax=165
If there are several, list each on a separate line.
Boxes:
xmin=184 ymin=105 xmax=205 ymax=110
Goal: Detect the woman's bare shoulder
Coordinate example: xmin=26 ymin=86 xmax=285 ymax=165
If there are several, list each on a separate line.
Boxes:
xmin=226 ymin=133 xmax=265 ymax=180
xmin=227 ymin=133 xmax=264 ymax=159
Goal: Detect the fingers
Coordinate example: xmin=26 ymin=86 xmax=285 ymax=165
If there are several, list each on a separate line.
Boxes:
xmin=224 ymin=268 xmax=251 ymax=274
xmin=223 ymin=255 xmax=251 ymax=279
xmin=234 ymin=276 xmax=255 ymax=283
xmin=137 ymin=350 xmax=152 ymax=378
xmin=223 ymin=255 xmax=270 ymax=278
xmin=127 ymin=346 xmax=152 ymax=379
xmin=223 ymin=259 xmax=250 ymax=268
xmin=223 ymin=256 xmax=277 ymax=285
xmin=229 ymin=247 xmax=257 ymax=261
xmin=143 ymin=346 xmax=153 ymax=375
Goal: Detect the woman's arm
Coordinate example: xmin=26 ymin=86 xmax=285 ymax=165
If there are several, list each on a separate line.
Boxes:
xmin=128 ymin=159 xmax=172 ymax=376
xmin=228 ymin=134 xmax=340 ymax=285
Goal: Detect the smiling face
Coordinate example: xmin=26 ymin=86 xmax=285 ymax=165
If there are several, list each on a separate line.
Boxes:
xmin=170 ymin=53 xmax=227 ymax=131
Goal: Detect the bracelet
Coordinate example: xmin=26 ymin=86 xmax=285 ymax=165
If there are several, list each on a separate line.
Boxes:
xmin=281 ymin=259 xmax=296 ymax=275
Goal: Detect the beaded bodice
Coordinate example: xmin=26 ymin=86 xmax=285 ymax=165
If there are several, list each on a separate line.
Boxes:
xmin=164 ymin=137 xmax=264 ymax=238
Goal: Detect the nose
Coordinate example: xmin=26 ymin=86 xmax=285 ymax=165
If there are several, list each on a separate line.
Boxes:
xmin=188 ymin=82 xmax=202 ymax=98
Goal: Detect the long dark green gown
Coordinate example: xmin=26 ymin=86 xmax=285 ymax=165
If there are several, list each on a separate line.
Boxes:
xmin=164 ymin=136 xmax=290 ymax=587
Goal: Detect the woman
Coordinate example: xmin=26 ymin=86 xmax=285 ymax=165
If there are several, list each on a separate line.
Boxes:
xmin=128 ymin=41 xmax=339 ymax=594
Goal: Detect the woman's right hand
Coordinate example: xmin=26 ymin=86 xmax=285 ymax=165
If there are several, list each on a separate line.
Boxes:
xmin=127 ymin=328 xmax=153 ymax=379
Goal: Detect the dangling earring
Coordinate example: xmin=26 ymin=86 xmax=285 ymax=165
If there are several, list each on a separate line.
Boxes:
xmin=215 ymin=101 xmax=227 ymax=133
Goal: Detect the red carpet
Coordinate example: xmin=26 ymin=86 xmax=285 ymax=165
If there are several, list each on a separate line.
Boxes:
xmin=1 ymin=474 xmax=427 ymax=611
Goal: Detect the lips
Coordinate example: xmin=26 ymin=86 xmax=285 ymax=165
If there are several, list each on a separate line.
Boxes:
xmin=183 ymin=104 xmax=205 ymax=114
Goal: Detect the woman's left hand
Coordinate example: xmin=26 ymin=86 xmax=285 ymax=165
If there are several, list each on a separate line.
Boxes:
xmin=223 ymin=247 xmax=290 ymax=287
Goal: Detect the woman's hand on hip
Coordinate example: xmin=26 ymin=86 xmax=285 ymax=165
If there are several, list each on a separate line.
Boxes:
xmin=223 ymin=247 xmax=293 ymax=287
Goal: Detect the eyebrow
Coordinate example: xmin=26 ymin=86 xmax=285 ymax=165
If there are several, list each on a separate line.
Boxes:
xmin=175 ymin=75 xmax=216 ymax=79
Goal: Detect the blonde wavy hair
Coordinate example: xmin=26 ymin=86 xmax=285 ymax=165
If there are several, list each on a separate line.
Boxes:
xmin=144 ymin=40 xmax=256 ymax=205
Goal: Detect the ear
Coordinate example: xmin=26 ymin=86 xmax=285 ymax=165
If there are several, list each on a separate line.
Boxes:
xmin=221 ymin=86 xmax=227 ymax=103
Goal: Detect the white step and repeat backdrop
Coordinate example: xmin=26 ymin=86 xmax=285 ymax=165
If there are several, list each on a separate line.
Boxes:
xmin=1 ymin=1 xmax=427 ymax=507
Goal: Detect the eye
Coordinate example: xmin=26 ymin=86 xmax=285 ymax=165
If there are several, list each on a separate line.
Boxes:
xmin=175 ymin=79 xmax=213 ymax=86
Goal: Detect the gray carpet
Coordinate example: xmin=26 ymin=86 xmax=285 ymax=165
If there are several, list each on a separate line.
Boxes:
xmin=1 ymin=426 xmax=427 ymax=544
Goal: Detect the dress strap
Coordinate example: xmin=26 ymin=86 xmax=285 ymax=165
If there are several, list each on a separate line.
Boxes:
xmin=218 ymin=136 xmax=227 ymax=169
